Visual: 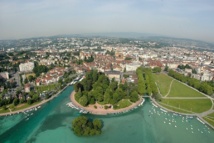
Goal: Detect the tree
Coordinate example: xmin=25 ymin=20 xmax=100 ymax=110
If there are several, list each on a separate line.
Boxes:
xmin=24 ymin=78 xmax=28 ymax=84
xmin=75 ymin=89 xmax=82 ymax=101
xmin=153 ymin=67 xmax=161 ymax=73
xmin=33 ymin=94 xmax=39 ymax=102
xmin=104 ymin=88 xmax=112 ymax=104
xmin=192 ymin=69 xmax=197 ymax=74
xmin=27 ymin=99 xmax=32 ymax=105
xmin=72 ymin=116 xmax=103 ymax=136
xmin=79 ymin=95 xmax=88 ymax=106
xmin=13 ymin=98 xmax=19 ymax=106
xmin=164 ymin=65 xmax=169 ymax=72
xmin=28 ymin=75 xmax=35 ymax=82
xmin=33 ymin=65 xmax=49 ymax=77
xmin=93 ymin=119 xmax=102 ymax=130
xmin=130 ymin=91 xmax=139 ymax=102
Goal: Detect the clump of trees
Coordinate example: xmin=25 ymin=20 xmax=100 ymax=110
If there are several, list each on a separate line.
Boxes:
xmin=177 ymin=64 xmax=192 ymax=70
xmin=152 ymin=67 xmax=161 ymax=73
xmin=33 ymin=62 xmax=49 ymax=77
xmin=74 ymin=70 xmax=139 ymax=108
xmin=84 ymin=55 xmax=94 ymax=63
xmin=168 ymin=70 xmax=213 ymax=95
xmin=72 ymin=116 xmax=103 ymax=136
xmin=136 ymin=67 xmax=158 ymax=96
xmin=106 ymin=50 xmax=115 ymax=56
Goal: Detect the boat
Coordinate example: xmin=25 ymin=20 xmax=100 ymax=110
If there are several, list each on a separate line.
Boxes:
xmin=152 ymin=103 xmax=158 ymax=107
xmin=160 ymin=108 xmax=168 ymax=113
xmin=197 ymin=117 xmax=205 ymax=124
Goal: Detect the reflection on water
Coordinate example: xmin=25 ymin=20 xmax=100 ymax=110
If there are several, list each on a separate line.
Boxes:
xmin=0 ymin=86 xmax=214 ymax=143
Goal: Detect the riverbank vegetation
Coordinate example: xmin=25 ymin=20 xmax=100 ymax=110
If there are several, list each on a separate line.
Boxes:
xmin=72 ymin=116 xmax=103 ymax=136
xmin=74 ymin=70 xmax=139 ymax=109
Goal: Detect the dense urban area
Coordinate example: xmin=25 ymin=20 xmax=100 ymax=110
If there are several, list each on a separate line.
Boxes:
xmin=0 ymin=36 xmax=214 ymax=114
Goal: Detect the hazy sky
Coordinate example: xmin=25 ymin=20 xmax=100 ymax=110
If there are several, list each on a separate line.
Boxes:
xmin=0 ymin=0 xmax=214 ymax=42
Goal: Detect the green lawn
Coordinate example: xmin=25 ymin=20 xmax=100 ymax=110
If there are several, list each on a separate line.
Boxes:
xmin=0 ymin=101 xmax=41 ymax=114
xmin=153 ymin=73 xmax=173 ymax=96
xmin=206 ymin=112 xmax=214 ymax=119
xmin=158 ymin=102 xmax=192 ymax=114
xmin=116 ymin=99 xmax=132 ymax=109
xmin=35 ymin=83 xmax=59 ymax=93
xmin=159 ymin=99 xmax=212 ymax=113
xmin=203 ymin=117 xmax=214 ymax=127
xmin=203 ymin=112 xmax=214 ymax=127
xmin=168 ymin=80 xmax=205 ymax=97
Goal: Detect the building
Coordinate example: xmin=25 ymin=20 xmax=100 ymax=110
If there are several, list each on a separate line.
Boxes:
xmin=24 ymin=83 xmax=31 ymax=93
xmin=19 ymin=62 xmax=35 ymax=72
xmin=105 ymin=70 xmax=121 ymax=82
xmin=201 ymin=71 xmax=213 ymax=81
xmin=0 ymin=72 xmax=9 ymax=80
xmin=126 ymin=61 xmax=142 ymax=72
xmin=35 ymin=67 xmax=65 ymax=85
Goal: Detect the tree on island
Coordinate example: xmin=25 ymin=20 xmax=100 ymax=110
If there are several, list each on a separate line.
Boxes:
xmin=72 ymin=116 xmax=103 ymax=136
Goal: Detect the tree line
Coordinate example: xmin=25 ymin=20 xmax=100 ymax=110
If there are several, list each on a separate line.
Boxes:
xmin=136 ymin=67 xmax=158 ymax=96
xmin=168 ymin=70 xmax=213 ymax=95
xmin=74 ymin=70 xmax=139 ymax=108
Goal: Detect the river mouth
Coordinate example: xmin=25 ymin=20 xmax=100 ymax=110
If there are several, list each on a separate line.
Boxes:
xmin=0 ymin=86 xmax=214 ymax=143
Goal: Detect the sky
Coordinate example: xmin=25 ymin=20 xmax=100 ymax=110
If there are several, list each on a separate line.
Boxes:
xmin=0 ymin=0 xmax=214 ymax=42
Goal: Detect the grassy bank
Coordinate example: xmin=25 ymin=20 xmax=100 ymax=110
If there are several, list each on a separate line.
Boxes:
xmin=159 ymin=99 xmax=212 ymax=113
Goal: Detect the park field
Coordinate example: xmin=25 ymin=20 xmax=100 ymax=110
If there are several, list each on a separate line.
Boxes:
xmin=158 ymin=102 xmax=192 ymax=114
xmin=168 ymin=80 xmax=205 ymax=97
xmin=203 ymin=112 xmax=214 ymax=126
xmin=153 ymin=73 xmax=173 ymax=96
xmin=159 ymin=99 xmax=212 ymax=113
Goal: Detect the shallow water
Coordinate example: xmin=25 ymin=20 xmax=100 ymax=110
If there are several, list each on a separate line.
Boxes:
xmin=0 ymin=86 xmax=214 ymax=143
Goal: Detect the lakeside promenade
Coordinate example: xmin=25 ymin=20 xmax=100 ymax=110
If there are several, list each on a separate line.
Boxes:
xmin=70 ymin=91 xmax=144 ymax=115
xmin=0 ymin=84 xmax=70 ymax=117
xmin=150 ymin=97 xmax=214 ymax=129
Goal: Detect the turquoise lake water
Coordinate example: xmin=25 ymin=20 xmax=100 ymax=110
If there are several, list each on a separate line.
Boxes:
xmin=0 ymin=85 xmax=214 ymax=143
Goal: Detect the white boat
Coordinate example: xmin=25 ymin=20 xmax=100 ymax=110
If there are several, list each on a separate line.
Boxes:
xmin=160 ymin=108 xmax=168 ymax=113
xmin=186 ymin=116 xmax=193 ymax=118
xmin=197 ymin=117 xmax=205 ymax=124
xmin=152 ymin=103 xmax=158 ymax=107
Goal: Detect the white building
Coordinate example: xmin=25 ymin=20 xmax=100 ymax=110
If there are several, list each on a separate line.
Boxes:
xmin=19 ymin=62 xmax=35 ymax=72
xmin=0 ymin=72 xmax=9 ymax=80
xmin=126 ymin=61 xmax=142 ymax=72
xmin=201 ymin=71 xmax=213 ymax=81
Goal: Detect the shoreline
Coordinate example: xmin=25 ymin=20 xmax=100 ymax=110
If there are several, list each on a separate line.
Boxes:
xmin=70 ymin=91 xmax=144 ymax=115
xmin=0 ymin=84 xmax=70 ymax=117
xmin=150 ymin=97 xmax=214 ymax=130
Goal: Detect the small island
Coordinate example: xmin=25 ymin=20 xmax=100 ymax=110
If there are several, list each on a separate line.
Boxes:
xmin=70 ymin=69 xmax=145 ymax=115
xmin=72 ymin=116 xmax=103 ymax=136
